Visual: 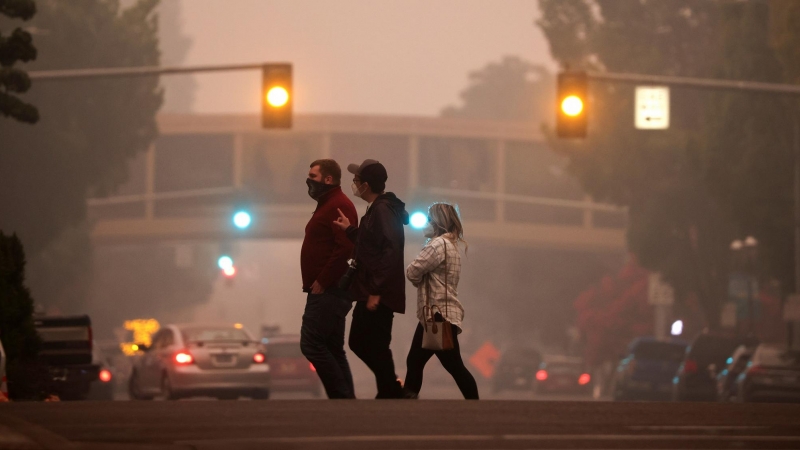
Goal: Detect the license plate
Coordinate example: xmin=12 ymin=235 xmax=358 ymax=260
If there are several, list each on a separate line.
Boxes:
xmin=214 ymin=354 xmax=234 ymax=363
xmin=557 ymin=378 xmax=572 ymax=386
xmin=514 ymin=377 xmax=527 ymax=386
xmin=281 ymin=363 xmax=297 ymax=373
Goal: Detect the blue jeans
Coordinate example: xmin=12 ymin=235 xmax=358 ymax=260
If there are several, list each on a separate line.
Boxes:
xmin=300 ymin=291 xmax=355 ymax=399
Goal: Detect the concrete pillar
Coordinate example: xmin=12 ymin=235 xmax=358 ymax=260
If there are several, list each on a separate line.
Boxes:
xmin=321 ymin=132 xmax=332 ymax=159
xmin=233 ymin=133 xmax=244 ymax=189
xmin=408 ymin=135 xmax=420 ymax=192
xmin=144 ymin=143 xmax=155 ymax=220
xmin=495 ymin=140 xmax=506 ymax=223
xmin=583 ymin=195 xmax=594 ymax=229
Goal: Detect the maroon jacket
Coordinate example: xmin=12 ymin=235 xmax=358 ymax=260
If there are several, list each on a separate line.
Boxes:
xmin=300 ymin=186 xmax=359 ymax=292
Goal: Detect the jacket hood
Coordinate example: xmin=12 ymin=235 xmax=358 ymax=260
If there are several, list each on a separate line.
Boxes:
xmin=374 ymin=192 xmax=409 ymax=225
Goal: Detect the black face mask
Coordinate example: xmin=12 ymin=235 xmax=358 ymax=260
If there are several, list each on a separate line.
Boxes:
xmin=306 ymin=178 xmax=336 ymax=200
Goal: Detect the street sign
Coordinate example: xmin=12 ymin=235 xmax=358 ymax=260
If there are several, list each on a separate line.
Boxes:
xmin=469 ymin=342 xmax=500 ymax=379
xmin=784 ymin=295 xmax=800 ymax=321
xmin=648 ymin=273 xmax=674 ymax=306
xmin=635 ymin=86 xmax=670 ymax=130
xmin=721 ymin=302 xmax=737 ymax=328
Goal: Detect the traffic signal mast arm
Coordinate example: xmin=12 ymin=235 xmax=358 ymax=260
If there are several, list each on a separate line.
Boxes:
xmin=587 ymin=71 xmax=800 ymax=97
xmin=28 ymin=62 xmax=288 ymax=81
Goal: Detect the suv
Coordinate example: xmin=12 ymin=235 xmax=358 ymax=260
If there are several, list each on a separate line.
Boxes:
xmin=613 ymin=337 xmax=687 ymax=401
xmin=673 ymin=332 xmax=755 ymax=401
xmin=35 ymin=315 xmax=100 ymax=401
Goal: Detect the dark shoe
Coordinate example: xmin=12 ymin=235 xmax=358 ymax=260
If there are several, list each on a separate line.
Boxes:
xmin=402 ymin=388 xmax=418 ymax=399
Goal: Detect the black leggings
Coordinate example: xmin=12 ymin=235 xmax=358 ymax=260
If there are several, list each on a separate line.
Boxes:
xmin=404 ymin=322 xmax=479 ymax=399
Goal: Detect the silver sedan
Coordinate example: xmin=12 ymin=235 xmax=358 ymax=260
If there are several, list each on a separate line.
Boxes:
xmin=129 ymin=323 xmax=270 ymax=400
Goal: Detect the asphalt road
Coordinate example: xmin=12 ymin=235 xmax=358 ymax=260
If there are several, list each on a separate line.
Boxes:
xmin=2 ymin=398 xmax=800 ymax=450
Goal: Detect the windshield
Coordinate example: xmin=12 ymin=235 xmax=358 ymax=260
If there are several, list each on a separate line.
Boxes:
xmin=267 ymin=342 xmax=303 ymax=358
xmin=756 ymin=347 xmax=800 ymax=367
xmin=182 ymin=327 xmax=251 ymax=342
xmin=688 ymin=336 xmax=740 ymax=366
xmin=633 ymin=342 xmax=687 ymax=361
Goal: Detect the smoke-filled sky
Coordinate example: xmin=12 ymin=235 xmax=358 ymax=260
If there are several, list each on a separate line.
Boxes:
xmin=173 ymin=0 xmax=556 ymax=115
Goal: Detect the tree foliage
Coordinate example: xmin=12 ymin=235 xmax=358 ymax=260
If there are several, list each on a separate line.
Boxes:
xmin=0 ymin=0 xmax=162 ymax=313
xmin=442 ymin=55 xmax=554 ymax=127
xmin=538 ymin=0 xmax=800 ymax=328
xmin=0 ymin=0 xmax=38 ymax=123
xmin=0 ymin=232 xmax=45 ymax=399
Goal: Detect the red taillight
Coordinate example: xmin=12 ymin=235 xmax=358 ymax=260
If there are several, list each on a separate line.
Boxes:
xmin=578 ymin=373 xmax=591 ymax=385
xmin=683 ymin=359 xmax=698 ymax=374
xmin=253 ymin=353 xmax=266 ymax=364
xmin=309 ymin=363 xmax=316 ymax=372
xmin=99 ymin=369 xmax=112 ymax=383
xmin=746 ymin=365 xmax=765 ymax=376
xmin=174 ymin=351 xmax=194 ymax=365
xmin=536 ymin=370 xmax=548 ymax=381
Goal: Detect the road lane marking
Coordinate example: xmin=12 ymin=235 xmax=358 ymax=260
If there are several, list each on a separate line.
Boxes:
xmin=180 ymin=433 xmax=800 ymax=446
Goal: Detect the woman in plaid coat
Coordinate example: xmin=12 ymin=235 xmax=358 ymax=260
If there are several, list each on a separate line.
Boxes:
xmin=403 ymin=202 xmax=479 ymax=399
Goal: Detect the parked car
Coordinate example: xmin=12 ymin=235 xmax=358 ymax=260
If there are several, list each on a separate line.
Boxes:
xmin=716 ymin=345 xmax=754 ymax=402
xmin=0 ymin=337 xmax=7 ymax=399
xmin=672 ymin=332 xmax=756 ymax=402
xmin=264 ymin=335 xmax=321 ymax=397
xmin=35 ymin=315 xmax=100 ymax=401
xmin=493 ymin=347 xmax=542 ymax=393
xmin=534 ymin=356 xmax=592 ymax=395
xmin=86 ymin=344 xmax=117 ymax=401
xmin=732 ymin=344 xmax=800 ymax=403
xmin=129 ymin=323 xmax=270 ymax=400
xmin=613 ymin=337 xmax=688 ymax=401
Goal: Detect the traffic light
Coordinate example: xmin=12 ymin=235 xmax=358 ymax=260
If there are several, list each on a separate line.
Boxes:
xmin=232 ymin=210 xmax=252 ymax=230
xmin=262 ymin=63 xmax=292 ymax=129
xmin=556 ymin=71 xmax=588 ymax=138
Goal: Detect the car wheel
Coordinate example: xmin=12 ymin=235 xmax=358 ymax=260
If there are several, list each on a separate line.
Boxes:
xmin=128 ymin=371 xmax=152 ymax=401
xmin=252 ymin=389 xmax=270 ymax=400
xmin=158 ymin=374 xmax=178 ymax=401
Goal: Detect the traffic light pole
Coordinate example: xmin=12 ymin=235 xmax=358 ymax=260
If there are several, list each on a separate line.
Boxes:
xmin=585 ymin=70 xmax=800 ymax=346
xmin=28 ymin=62 xmax=285 ymax=81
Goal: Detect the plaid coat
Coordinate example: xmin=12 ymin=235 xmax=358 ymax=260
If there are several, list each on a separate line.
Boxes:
xmin=405 ymin=235 xmax=464 ymax=329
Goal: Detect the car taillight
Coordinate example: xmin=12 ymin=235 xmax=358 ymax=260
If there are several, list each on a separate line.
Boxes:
xmin=536 ymin=370 xmax=548 ymax=381
xmin=683 ymin=359 xmax=698 ymax=374
xmin=746 ymin=365 xmax=765 ymax=376
xmin=578 ymin=373 xmax=591 ymax=385
xmin=309 ymin=363 xmax=316 ymax=372
xmin=99 ymin=369 xmax=112 ymax=383
xmin=174 ymin=351 xmax=194 ymax=365
xmin=253 ymin=353 xmax=266 ymax=364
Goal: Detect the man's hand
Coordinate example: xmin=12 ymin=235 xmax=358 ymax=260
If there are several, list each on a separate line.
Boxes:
xmin=367 ymin=295 xmax=380 ymax=311
xmin=311 ymin=281 xmax=325 ymax=294
xmin=333 ymin=208 xmax=351 ymax=231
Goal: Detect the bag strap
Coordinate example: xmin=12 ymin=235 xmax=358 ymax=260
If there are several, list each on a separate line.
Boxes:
xmin=443 ymin=238 xmax=449 ymax=320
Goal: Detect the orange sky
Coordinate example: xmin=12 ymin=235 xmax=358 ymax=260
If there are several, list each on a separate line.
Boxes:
xmin=171 ymin=0 xmax=556 ymax=115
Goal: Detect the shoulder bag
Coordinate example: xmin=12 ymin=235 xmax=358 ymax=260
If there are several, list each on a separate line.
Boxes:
xmin=421 ymin=239 xmax=455 ymax=351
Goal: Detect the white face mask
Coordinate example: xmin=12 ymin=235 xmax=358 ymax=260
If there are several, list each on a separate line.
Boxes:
xmin=351 ymin=182 xmax=366 ymax=198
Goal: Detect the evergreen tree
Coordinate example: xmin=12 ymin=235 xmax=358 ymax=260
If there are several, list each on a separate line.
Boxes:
xmin=0 ymin=231 xmax=44 ymax=399
xmin=0 ymin=0 xmax=38 ymax=123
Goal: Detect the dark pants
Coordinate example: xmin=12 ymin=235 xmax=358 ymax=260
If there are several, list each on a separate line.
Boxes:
xmin=300 ymin=291 xmax=355 ymax=399
xmin=404 ymin=322 xmax=479 ymax=399
xmin=349 ymin=301 xmax=403 ymax=398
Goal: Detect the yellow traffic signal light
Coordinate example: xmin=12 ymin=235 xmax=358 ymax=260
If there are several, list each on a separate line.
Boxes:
xmin=262 ymin=64 xmax=292 ymax=129
xmin=556 ymin=71 xmax=588 ymax=138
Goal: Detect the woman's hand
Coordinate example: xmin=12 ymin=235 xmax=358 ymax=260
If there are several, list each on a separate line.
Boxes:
xmin=333 ymin=208 xmax=351 ymax=230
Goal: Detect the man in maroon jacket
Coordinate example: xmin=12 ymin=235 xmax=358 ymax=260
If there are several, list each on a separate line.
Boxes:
xmin=300 ymin=159 xmax=359 ymax=399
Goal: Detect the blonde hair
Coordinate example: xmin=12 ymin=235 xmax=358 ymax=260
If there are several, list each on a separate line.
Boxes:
xmin=427 ymin=202 xmax=467 ymax=252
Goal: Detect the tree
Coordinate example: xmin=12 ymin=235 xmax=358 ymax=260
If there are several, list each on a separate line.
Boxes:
xmin=442 ymin=55 xmax=554 ymax=127
xmin=0 ymin=0 xmax=38 ymax=123
xmin=537 ymin=0 xmax=798 ymax=328
xmin=0 ymin=232 xmax=45 ymax=400
xmin=0 ymin=0 xmax=162 ymax=314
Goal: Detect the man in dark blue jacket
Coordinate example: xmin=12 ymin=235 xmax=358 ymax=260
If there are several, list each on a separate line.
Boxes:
xmin=334 ymin=160 xmax=409 ymax=398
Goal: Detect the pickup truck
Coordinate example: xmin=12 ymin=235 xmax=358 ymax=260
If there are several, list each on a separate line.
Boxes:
xmin=35 ymin=315 xmax=100 ymax=400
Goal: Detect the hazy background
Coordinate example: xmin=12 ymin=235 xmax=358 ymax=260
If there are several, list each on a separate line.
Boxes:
xmin=163 ymin=0 xmax=556 ymax=115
